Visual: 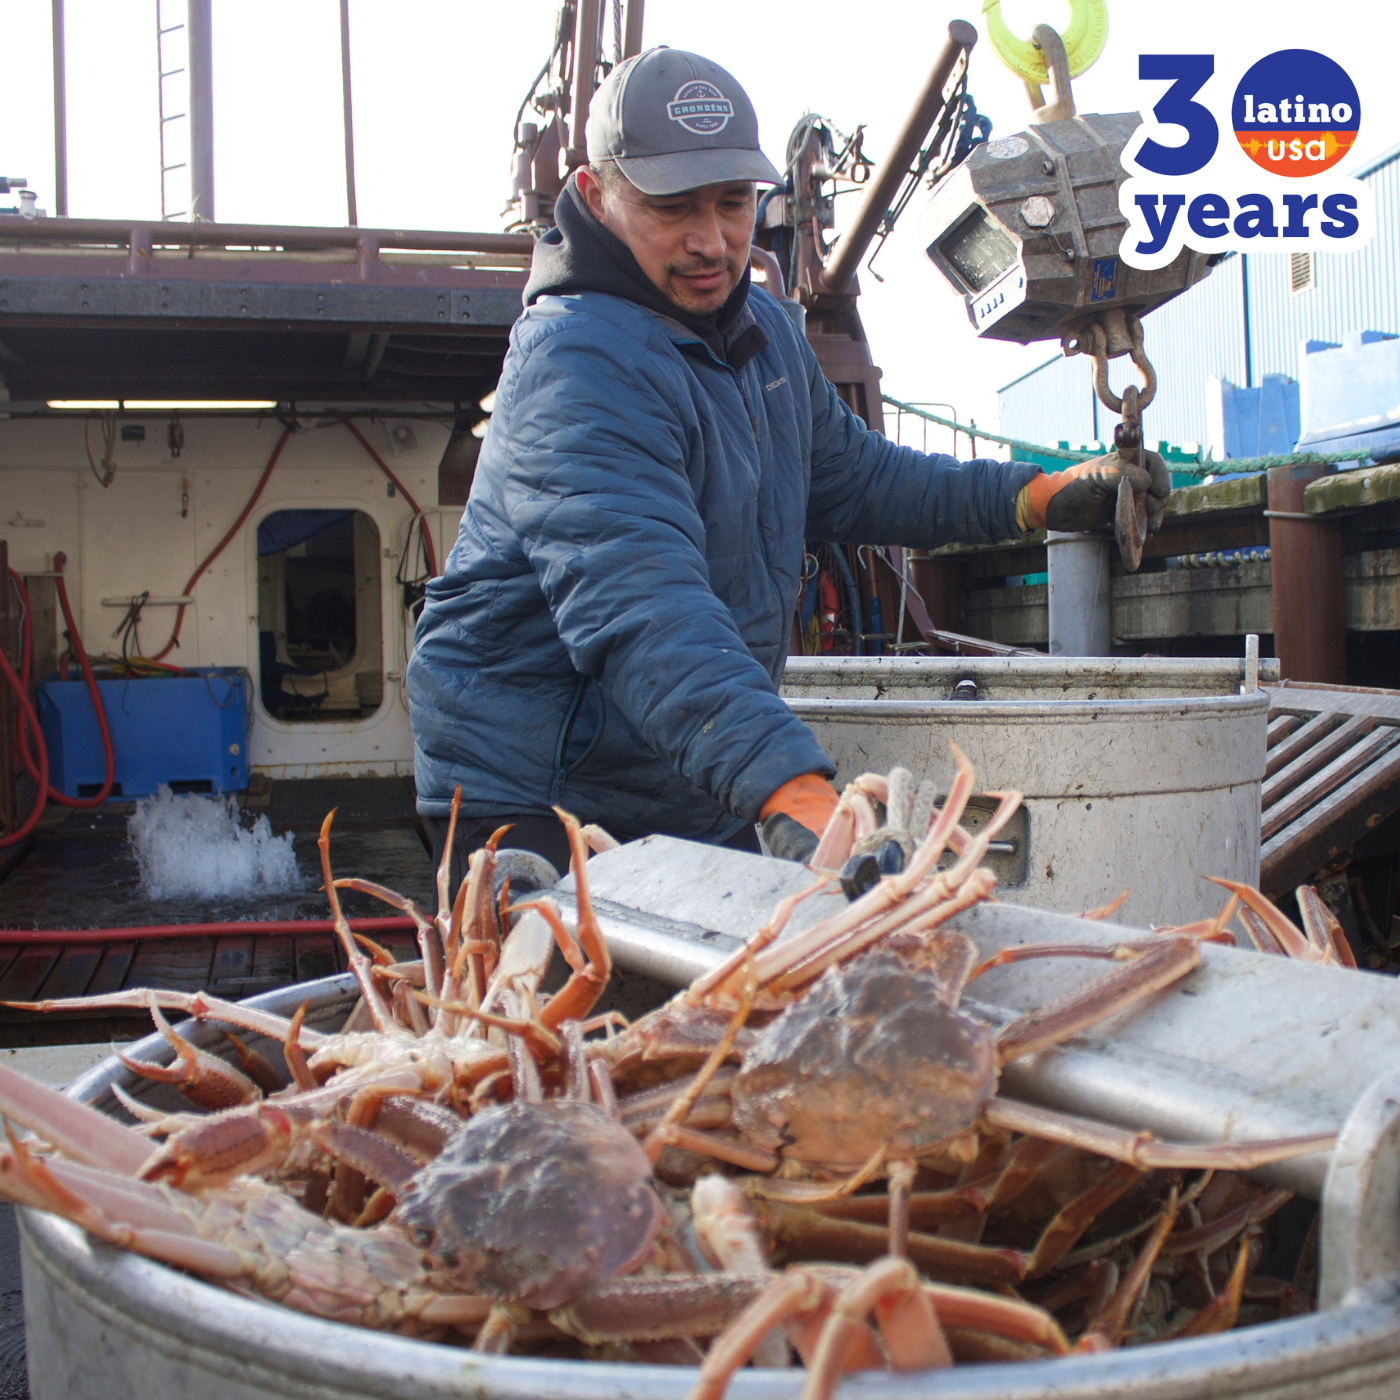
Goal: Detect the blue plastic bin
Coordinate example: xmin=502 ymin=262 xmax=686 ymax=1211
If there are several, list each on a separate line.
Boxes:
xmin=35 ymin=667 xmax=250 ymax=800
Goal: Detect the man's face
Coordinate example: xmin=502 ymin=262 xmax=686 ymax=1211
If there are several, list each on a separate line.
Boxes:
xmin=577 ymin=169 xmax=757 ymax=317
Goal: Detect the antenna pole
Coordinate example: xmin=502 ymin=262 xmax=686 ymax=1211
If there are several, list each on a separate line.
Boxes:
xmin=187 ymin=0 xmax=215 ymax=220
xmin=340 ymin=0 xmax=358 ymax=226
xmin=51 ymin=0 xmax=68 ymax=215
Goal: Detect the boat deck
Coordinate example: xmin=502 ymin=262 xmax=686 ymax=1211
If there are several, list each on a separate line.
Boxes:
xmin=0 ymin=778 xmax=433 ymax=1045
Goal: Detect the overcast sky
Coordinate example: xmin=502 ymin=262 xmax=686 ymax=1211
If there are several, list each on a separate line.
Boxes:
xmin=4 ymin=0 xmax=1396 ymax=444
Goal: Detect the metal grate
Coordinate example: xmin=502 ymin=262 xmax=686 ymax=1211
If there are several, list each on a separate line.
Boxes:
xmin=1289 ymin=250 xmax=1314 ymax=295
xmin=1261 ymin=681 xmax=1400 ymax=893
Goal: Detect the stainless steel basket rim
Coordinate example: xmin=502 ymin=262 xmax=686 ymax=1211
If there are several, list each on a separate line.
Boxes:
xmin=20 ymin=974 xmax=1400 ymax=1400
xmin=783 ymin=692 xmax=1269 ymax=721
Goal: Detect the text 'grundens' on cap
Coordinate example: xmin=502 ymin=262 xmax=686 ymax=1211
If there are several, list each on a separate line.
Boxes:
xmin=585 ymin=47 xmax=782 ymax=197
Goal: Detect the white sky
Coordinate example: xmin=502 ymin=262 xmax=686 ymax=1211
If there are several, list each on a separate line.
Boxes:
xmin=4 ymin=0 xmax=1397 ymax=443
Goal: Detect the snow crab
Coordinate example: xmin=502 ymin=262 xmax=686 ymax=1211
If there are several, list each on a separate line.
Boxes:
xmin=0 ymin=752 xmax=1341 ymax=1398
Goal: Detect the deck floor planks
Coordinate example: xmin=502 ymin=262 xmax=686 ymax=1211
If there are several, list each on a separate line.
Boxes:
xmin=0 ymin=946 xmax=64 ymax=1003
xmin=88 ymin=942 xmax=137 ymax=997
xmin=209 ymin=935 xmax=255 ymax=989
xmin=248 ymin=936 xmax=297 ymax=988
xmin=294 ymin=933 xmax=340 ymax=984
xmin=124 ymin=936 xmax=218 ymax=991
xmin=31 ymin=944 xmax=106 ymax=1003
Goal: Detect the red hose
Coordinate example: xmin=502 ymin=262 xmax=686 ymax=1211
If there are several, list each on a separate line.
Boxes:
xmin=0 ymin=628 xmax=49 ymax=848
xmin=2 ymin=417 xmax=436 ymax=843
xmin=0 ymin=916 xmax=415 ymax=945
xmin=337 ymin=416 xmax=439 ymax=577
xmin=151 ymin=418 xmax=437 ymax=662
xmin=3 ymin=556 xmax=115 ymax=844
xmin=151 ymin=426 xmax=294 ymax=662
xmin=35 ymin=554 xmax=114 ymax=808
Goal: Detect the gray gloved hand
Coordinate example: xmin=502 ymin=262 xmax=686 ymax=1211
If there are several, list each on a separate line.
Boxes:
xmin=1036 ymin=449 xmax=1171 ymax=533
xmin=761 ymin=811 xmax=820 ymax=864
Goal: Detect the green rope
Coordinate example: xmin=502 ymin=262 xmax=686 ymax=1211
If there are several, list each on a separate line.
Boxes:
xmin=881 ymin=396 xmax=1093 ymax=461
xmin=881 ymin=394 xmax=1377 ymax=479
xmin=1170 ymin=449 xmax=1372 ymax=478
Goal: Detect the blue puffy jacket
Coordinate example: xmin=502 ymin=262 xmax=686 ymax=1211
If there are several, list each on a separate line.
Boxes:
xmin=408 ymin=285 xmax=1038 ymax=841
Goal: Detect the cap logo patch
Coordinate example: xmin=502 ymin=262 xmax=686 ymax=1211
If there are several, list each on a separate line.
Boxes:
xmin=666 ymin=80 xmax=733 ymax=134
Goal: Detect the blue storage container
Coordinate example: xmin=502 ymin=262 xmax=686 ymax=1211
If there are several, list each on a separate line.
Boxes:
xmin=36 ymin=667 xmax=250 ymax=800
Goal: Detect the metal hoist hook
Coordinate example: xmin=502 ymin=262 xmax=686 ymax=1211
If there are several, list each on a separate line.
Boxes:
xmin=1062 ymin=311 xmax=1158 ymax=573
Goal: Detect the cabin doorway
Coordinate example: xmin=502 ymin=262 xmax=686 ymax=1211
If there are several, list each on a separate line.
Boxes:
xmin=256 ymin=509 xmax=384 ymax=722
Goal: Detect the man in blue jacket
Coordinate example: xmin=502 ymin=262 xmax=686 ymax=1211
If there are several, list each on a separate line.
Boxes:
xmin=409 ymin=47 xmax=1167 ymax=881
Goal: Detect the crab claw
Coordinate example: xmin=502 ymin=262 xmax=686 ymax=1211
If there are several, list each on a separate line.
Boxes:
xmin=117 ymin=1005 xmax=263 ymax=1112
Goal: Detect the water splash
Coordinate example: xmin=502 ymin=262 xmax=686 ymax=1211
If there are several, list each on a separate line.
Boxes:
xmin=128 ymin=787 xmax=303 ymax=900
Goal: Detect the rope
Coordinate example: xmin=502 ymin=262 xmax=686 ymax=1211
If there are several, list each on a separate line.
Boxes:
xmin=881 ymin=395 xmax=1379 ymax=478
xmin=882 ymin=395 xmax=1093 ymax=461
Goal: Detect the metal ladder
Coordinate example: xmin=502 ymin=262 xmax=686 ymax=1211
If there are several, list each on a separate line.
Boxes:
xmin=155 ymin=0 xmax=189 ymax=221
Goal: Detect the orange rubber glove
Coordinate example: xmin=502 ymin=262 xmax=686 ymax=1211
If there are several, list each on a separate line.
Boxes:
xmin=760 ymin=772 xmax=840 ymax=836
xmin=1014 ymin=449 xmax=1170 ymax=533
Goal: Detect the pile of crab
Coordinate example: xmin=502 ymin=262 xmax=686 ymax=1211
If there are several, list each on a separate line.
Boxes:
xmin=0 ymin=746 xmax=1340 ymax=1400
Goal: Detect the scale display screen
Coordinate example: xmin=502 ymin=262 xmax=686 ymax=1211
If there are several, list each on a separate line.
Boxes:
xmin=933 ymin=206 xmax=1018 ymax=293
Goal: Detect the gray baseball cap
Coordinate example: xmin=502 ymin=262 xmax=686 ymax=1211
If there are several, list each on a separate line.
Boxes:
xmin=585 ymin=47 xmax=782 ymax=196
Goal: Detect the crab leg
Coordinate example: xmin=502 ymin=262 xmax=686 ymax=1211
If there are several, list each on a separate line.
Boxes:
xmin=320 ymin=811 xmax=395 ymax=1034
xmin=801 ymin=1258 xmax=951 ymax=1400
xmin=736 ymin=745 xmax=979 ymax=992
xmin=644 ymin=972 xmax=755 ymax=1164
xmin=1297 ymin=884 xmax=1357 ymax=968
xmin=1160 ymin=1186 xmax=1291 ymax=1258
xmin=687 ymin=878 xmax=831 ymax=1002
xmin=2 ymin=987 xmax=328 ymax=1048
xmin=765 ymin=1203 xmax=1028 ymax=1287
xmin=991 ymin=936 xmax=1202 ymax=1065
xmin=1237 ymin=906 xmax=1286 ymax=956
xmin=770 ymin=868 xmax=995 ymax=994
xmin=763 ymin=787 xmax=1017 ymax=993
xmin=984 ymin=1097 xmax=1336 ymax=1171
xmin=0 ymin=1062 xmax=150 ymax=1174
xmin=1025 ymin=1162 xmax=1142 ymax=1277
xmin=1206 ymin=878 xmax=1322 ymax=962
xmin=435 ymin=785 xmax=461 ymax=943
xmin=1170 ymin=1235 xmax=1251 ymax=1339
xmin=534 ymin=809 xmax=611 ymax=1027
xmin=692 ymin=1176 xmax=789 ymax=1368
xmin=335 ymin=877 xmax=443 ymax=1003
xmin=1075 ymin=1186 xmax=1179 ymax=1350
xmin=971 ymin=933 xmax=1222 ymax=982
xmin=690 ymin=1271 xmax=835 ymax=1400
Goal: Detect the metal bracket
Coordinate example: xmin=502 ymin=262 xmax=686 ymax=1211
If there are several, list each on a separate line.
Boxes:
xmin=1320 ymin=1069 xmax=1400 ymax=1308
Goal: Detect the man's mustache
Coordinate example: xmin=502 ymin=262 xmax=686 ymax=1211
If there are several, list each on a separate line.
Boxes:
xmin=669 ymin=256 xmax=735 ymax=278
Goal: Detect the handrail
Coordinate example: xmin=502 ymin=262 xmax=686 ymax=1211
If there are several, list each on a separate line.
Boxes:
xmin=0 ymin=214 xmax=534 ymax=258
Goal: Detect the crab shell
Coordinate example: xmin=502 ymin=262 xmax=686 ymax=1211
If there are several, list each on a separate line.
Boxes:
xmin=395 ymin=1100 xmax=667 ymax=1310
xmin=729 ymin=949 xmax=997 ymax=1170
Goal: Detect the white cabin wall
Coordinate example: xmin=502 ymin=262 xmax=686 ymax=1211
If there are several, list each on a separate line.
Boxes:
xmin=1 ymin=414 xmax=449 ymax=781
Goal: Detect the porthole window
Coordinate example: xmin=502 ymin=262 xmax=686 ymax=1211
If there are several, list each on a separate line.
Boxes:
xmin=256 ymin=509 xmax=383 ymax=722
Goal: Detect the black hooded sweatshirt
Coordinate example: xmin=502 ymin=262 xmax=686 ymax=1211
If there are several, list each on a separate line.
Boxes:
xmin=522 ymin=177 xmax=768 ymax=370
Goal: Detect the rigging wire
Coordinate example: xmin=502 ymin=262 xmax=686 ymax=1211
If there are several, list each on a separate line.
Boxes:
xmin=84 ymin=412 xmax=118 ymax=488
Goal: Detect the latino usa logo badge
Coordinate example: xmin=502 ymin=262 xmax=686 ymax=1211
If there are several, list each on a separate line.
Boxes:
xmin=1118 ymin=47 xmax=1373 ymax=270
xmin=666 ymin=81 xmax=734 ymax=135
xmin=1233 ymin=49 xmax=1360 ymax=176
